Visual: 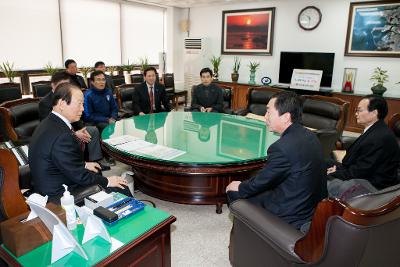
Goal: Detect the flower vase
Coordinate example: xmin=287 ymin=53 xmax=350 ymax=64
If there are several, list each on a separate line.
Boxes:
xmin=249 ymin=70 xmax=256 ymax=85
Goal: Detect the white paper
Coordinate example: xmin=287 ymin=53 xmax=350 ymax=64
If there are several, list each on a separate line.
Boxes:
xmin=75 ymin=205 xmax=92 ymax=226
xmin=82 ymin=215 xmax=111 ymax=244
xmin=26 ymin=193 xmax=48 ymax=221
xmin=110 ymin=237 xmax=124 ymax=253
xmin=115 ymin=140 xmax=153 ymax=152
xmin=135 ymin=144 xmax=186 ymax=160
xmin=103 ymin=135 xmax=138 ymax=146
xmin=52 ymin=224 xmax=75 ymax=263
xmin=290 ymin=69 xmax=323 ymax=91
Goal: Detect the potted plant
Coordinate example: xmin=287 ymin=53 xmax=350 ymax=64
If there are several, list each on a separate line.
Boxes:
xmin=0 ymin=61 xmax=17 ymax=83
xmin=231 ymin=57 xmax=241 ymax=83
xmin=106 ymin=66 xmax=118 ymax=76
xmin=248 ymin=61 xmax=260 ymax=85
xmin=210 ymin=55 xmax=222 ymax=81
xmin=370 ymin=67 xmax=389 ymax=96
xmin=44 ymin=62 xmax=59 ymax=77
xmin=139 ymin=57 xmax=149 ymax=73
xmin=122 ymin=60 xmax=135 ymax=83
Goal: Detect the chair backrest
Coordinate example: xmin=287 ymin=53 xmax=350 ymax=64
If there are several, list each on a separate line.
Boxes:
xmin=389 ymin=113 xmax=400 ymax=143
xmin=0 ymin=98 xmax=40 ymax=144
xmin=0 ymin=83 xmax=22 ymax=105
xmin=116 ymin=84 xmax=135 ymax=111
xmin=0 ymin=149 xmax=29 ymax=221
xmin=219 ymin=85 xmax=233 ymax=109
xmin=302 ymin=95 xmax=349 ymax=137
xmin=163 ymin=73 xmax=175 ymax=90
xmin=246 ymin=87 xmax=283 ymax=116
xmin=31 ymin=81 xmax=52 ymax=98
xmin=111 ymin=75 xmax=125 ymax=87
xmin=295 ymin=184 xmax=400 ymax=264
xmin=131 ymin=74 xmax=144 ymax=84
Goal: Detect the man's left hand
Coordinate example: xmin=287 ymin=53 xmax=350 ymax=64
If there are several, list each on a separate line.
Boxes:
xmin=75 ymin=127 xmax=91 ymax=143
xmin=85 ymin=162 xmax=100 ymax=173
xmin=205 ymin=107 xmax=213 ymax=112
xmin=108 ymin=118 xmax=116 ymax=124
xmin=226 ymin=181 xmax=241 ymax=192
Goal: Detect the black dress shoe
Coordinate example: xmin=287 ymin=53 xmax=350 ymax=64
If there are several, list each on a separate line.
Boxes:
xmin=97 ymin=162 xmax=111 ymax=171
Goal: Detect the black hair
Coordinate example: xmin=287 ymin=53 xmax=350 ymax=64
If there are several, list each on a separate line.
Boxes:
xmin=363 ymin=94 xmax=388 ymax=120
xmin=144 ymin=67 xmax=157 ymax=76
xmin=64 ymin=59 xmax=76 ymax=69
xmin=271 ymin=91 xmax=303 ymax=123
xmin=52 ymin=83 xmax=80 ymax=106
xmin=51 ymin=71 xmax=71 ymax=85
xmin=200 ymin=67 xmax=213 ymax=77
xmin=90 ymin=70 xmax=105 ymax=81
xmin=94 ymin=61 xmax=105 ymax=68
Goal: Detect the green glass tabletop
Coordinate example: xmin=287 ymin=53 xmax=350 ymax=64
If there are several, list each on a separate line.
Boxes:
xmin=5 ymin=206 xmax=171 ymax=267
xmin=102 ymin=112 xmax=279 ymax=164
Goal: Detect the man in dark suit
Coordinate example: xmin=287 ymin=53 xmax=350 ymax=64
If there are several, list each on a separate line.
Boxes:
xmin=65 ymin=59 xmax=87 ymax=89
xmin=94 ymin=61 xmax=116 ymax=94
xmin=132 ymin=67 xmax=171 ymax=115
xmin=190 ymin=67 xmax=224 ymax=113
xmin=327 ymin=95 xmax=400 ymax=199
xmin=29 ymin=83 xmax=129 ymax=203
xmin=38 ymin=71 xmax=110 ymax=170
xmin=226 ymin=92 xmax=327 ymax=230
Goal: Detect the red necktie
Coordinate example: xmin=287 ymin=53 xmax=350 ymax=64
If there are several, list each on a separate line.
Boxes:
xmin=149 ymin=86 xmax=154 ymax=114
xmin=71 ymin=128 xmax=85 ymax=152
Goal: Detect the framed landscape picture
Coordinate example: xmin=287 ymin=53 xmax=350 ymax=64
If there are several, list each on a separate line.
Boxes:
xmin=345 ymin=1 xmax=400 ymax=57
xmin=221 ymin=7 xmax=275 ymax=55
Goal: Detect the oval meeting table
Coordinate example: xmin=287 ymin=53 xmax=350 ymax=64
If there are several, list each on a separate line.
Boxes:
xmin=101 ymin=112 xmax=279 ymax=213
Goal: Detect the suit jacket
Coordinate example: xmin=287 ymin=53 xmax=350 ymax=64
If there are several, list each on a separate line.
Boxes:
xmin=331 ymin=120 xmax=400 ymax=189
xmin=38 ymin=91 xmax=84 ymax=129
xmin=29 ymin=113 xmax=108 ymax=201
xmin=191 ymin=83 xmax=224 ymax=113
xmin=132 ymin=82 xmax=171 ymax=115
xmin=67 ymin=73 xmax=87 ymax=89
xmin=105 ymin=74 xmax=116 ymax=94
xmin=238 ymin=123 xmax=327 ymax=229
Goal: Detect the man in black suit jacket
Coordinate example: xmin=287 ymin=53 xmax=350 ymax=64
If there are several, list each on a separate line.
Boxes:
xmin=226 ymin=92 xmax=327 ymax=230
xmin=132 ymin=67 xmax=171 ymax=115
xmin=29 ymin=83 xmax=129 ymax=202
xmin=327 ymin=95 xmax=400 ymax=198
xmin=65 ymin=59 xmax=87 ymax=89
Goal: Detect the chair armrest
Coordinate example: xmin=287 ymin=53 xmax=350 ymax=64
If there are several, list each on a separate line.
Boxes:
xmin=223 ymin=108 xmax=233 ymax=114
xmin=233 ymin=108 xmax=248 ymax=116
xmin=118 ymin=109 xmax=134 ymax=118
xmin=18 ymin=164 xmax=32 ymax=190
xmin=230 ymin=200 xmax=305 ymax=263
xmin=0 ymin=107 xmax=18 ymax=141
xmin=339 ymin=135 xmax=357 ymax=150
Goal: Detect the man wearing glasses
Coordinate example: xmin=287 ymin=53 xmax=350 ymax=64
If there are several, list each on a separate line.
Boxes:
xmin=83 ymin=70 xmax=118 ymax=133
xmin=327 ymin=95 xmax=400 ymax=199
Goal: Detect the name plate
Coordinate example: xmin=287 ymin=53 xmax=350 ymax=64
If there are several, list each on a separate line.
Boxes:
xmin=290 ymin=69 xmax=323 ymax=91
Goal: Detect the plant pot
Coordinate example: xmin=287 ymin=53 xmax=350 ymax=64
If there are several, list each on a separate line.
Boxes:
xmin=231 ymin=73 xmax=239 ymax=83
xmin=213 ymin=73 xmax=219 ymax=81
xmin=371 ymin=84 xmax=387 ymax=96
xmin=123 ymin=71 xmax=132 ymax=84
xmin=249 ymin=70 xmax=256 ymax=85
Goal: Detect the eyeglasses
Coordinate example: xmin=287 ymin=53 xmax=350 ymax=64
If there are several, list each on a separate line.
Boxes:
xmin=94 ymin=78 xmax=106 ymax=82
xmin=355 ymin=108 xmax=368 ymax=114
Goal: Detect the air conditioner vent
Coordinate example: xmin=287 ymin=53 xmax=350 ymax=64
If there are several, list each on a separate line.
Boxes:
xmin=184 ymin=38 xmax=202 ymax=50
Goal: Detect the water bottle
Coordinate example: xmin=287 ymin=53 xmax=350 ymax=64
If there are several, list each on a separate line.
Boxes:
xmin=60 ymin=184 xmax=76 ymax=230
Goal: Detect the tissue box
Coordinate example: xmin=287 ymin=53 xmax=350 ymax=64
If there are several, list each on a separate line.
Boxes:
xmin=0 ymin=203 xmax=65 ymax=257
xmin=84 ymin=191 xmax=113 ymax=210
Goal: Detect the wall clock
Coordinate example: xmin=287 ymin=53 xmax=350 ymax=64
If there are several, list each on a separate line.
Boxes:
xmin=298 ymin=6 xmax=322 ymax=31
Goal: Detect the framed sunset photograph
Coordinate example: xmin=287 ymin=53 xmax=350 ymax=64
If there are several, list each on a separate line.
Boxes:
xmin=221 ymin=8 xmax=275 ymax=55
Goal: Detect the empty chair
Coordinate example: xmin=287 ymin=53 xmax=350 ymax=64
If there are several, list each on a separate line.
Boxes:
xmin=389 ymin=113 xmax=400 ymax=146
xmin=163 ymin=73 xmax=175 ymax=94
xmin=236 ymin=87 xmax=283 ymax=116
xmin=111 ymin=75 xmax=125 ymax=87
xmin=229 ymin=184 xmax=400 ymax=267
xmin=0 ymin=98 xmax=40 ymax=145
xmin=31 ymin=81 xmax=52 ymax=98
xmin=131 ymin=73 xmax=144 ymax=84
xmin=0 ymin=83 xmax=22 ymax=105
xmin=116 ymin=84 xmax=135 ymax=118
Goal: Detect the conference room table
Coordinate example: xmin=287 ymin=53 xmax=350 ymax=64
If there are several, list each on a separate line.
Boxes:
xmin=101 ymin=112 xmax=279 ymax=213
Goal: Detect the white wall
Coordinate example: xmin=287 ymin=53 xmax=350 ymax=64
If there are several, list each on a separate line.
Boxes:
xmin=184 ymin=0 xmax=400 ymax=96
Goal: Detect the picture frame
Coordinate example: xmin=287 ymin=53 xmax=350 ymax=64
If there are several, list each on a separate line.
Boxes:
xmin=345 ymin=1 xmax=400 ymax=57
xmin=342 ymin=68 xmax=357 ymax=93
xmin=221 ymin=8 xmax=275 ymax=55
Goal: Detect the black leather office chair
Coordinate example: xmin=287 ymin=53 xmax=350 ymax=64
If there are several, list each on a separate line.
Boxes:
xmin=219 ymin=85 xmax=233 ymax=114
xmin=111 ymin=75 xmax=125 ymax=87
xmin=235 ymin=87 xmax=283 ymax=116
xmin=0 ymin=98 xmax=40 ymax=145
xmin=116 ymin=84 xmax=135 ymax=118
xmin=131 ymin=73 xmax=144 ymax=84
xmin=31 ymin=81 xmax=52 ymax=98
xmin=229 ymin=184 xmax=400 ymax=267
xmin=0 ymin=83 xmax=22 ymax=105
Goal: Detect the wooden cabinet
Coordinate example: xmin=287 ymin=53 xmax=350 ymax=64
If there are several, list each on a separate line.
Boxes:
xmin=215 ymin=81 xmax=265 ymax=110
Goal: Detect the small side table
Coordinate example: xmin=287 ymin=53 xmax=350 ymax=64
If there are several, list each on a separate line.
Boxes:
xmin=172 ymin=90 xmax=188 ymax=111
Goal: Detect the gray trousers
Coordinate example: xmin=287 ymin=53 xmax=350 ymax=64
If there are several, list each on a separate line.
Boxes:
xmin=327 ymin=177 xmax=378 ymax=201
xmin=85 ymin=126 xmax=103 ymax=162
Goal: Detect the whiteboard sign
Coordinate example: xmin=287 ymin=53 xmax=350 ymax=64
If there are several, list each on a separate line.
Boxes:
xmin=290 ymin=69 xmax=323 ymax=91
